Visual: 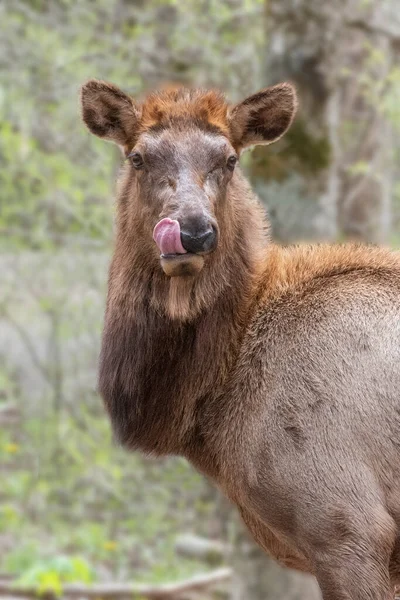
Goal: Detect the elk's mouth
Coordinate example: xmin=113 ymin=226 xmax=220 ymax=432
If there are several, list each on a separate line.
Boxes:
xmin=160 ymin=252 xmax=205 ymax=277
xmin=153 ymin=218 xmax=207 ymax=277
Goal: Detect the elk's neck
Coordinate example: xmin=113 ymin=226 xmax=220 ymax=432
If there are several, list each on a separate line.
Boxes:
xmin=99 ymin=175 xmax=267 ymax=456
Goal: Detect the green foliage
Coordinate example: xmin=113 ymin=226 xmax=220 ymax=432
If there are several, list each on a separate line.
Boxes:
xmin=0 ymin=404 xmax=214 ymax=582
xmin=0 ymin=119 xmax=112 ymax=249
xmin=0 ymin=253 xmax=226 ymax=584
xmin=15 ymin=556 xmax=93 ymax=596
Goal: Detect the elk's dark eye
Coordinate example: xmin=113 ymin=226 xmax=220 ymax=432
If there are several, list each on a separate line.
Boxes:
xmin=128 ymin=151 xmax=144 ymax=169
xmin=227 ymin=155 xmax=238 ymax=171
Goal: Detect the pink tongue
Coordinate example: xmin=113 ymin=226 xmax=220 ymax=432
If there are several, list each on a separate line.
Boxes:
xmin=153 ymin=218 xmax=187 ymax=256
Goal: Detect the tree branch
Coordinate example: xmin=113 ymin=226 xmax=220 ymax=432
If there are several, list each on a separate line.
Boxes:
xmin=0 ymin=568 xmax=232 ymax=600
xmin=175 ymin=534 xmax=230 ymax=565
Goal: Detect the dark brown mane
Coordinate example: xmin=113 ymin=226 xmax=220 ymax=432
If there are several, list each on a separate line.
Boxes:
xmin=99 ymin=167 xmax=267 ymax=458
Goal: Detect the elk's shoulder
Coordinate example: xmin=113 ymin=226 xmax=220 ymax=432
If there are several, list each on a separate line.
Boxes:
xmin=243 ymin=242 xmax=400 ymax=350
xmin=259 ymin=243 xmax=400 ymax=305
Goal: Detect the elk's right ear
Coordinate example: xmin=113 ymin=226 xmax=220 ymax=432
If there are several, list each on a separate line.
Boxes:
xmin=80 ymin=79 xmax=140 ymax=150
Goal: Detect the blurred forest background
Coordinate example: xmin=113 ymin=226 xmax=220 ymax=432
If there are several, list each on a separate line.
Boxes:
xmin=1 ymin=1 xmax=400 ymax=599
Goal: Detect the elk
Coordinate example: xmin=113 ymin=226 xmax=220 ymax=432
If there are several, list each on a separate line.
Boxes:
xmin=81 ymin=79 xmax=400 ymax=600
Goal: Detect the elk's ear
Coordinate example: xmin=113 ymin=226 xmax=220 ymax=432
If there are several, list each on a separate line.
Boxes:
xmin=230 ymin=83 xmax=297 ymax=149
xmin=80 ymin=79 xmax=140 ymax=150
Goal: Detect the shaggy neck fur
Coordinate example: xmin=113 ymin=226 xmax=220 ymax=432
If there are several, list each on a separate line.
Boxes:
xmin=98 ymin=168 xmax=267 ymax=458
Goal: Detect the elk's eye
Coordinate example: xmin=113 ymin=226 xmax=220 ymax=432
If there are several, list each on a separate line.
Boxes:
xmin=128 ymin=152 xmax=144 ymax=169
xmin=227 ymin=155 xmax=238 ymax=171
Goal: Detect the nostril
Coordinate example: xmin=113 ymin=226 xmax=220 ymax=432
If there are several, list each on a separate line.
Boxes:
xmin=198 ymin=229 xmax=213 ymax=243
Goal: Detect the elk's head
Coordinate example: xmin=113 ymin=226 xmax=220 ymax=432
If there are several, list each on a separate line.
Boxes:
xmin=81 ymin=81 xmax=297 ymax=278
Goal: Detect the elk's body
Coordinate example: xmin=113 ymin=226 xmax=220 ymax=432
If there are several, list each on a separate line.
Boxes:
xmin=81 ymin=81 xmax=400 ymax=599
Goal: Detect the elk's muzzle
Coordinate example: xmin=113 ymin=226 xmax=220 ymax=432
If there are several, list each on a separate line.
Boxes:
xmin=153 ymin=217 xmax=217 ymax=277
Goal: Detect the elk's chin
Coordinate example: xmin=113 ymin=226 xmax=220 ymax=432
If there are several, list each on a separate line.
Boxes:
xmin=160 ymin=253 xmax=205 ymax=277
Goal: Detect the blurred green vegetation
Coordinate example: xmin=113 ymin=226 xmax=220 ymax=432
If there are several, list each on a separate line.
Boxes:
xmin=0 ymin=409 xmax=208 ymax=583
xmin=0 ymin=253 xmax=227 ymax=587
xmin=1 ymin=0 xmax=400 ymax=595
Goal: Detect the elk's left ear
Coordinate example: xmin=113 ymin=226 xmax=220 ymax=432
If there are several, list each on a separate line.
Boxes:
xmin=229 ymin=83 xmax=297 ymax=149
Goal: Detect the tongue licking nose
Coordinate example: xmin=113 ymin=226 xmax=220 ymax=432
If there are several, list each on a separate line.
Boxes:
xmin=153 ymin=218 xmax=187 ymax=256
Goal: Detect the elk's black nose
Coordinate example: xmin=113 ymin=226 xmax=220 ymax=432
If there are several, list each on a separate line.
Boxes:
xmin=180 ymin=225 xmax=217 ymax=254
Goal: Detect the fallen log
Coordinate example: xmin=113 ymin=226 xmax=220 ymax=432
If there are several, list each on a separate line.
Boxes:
xmin=175 ymin=534 xmax=229 ymax=565
xmin=0 ymin=568 xmax=232 ymax=600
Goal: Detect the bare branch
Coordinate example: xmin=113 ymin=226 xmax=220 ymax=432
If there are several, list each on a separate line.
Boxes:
xmin=0 ymin=569 xmax=232 ymax=600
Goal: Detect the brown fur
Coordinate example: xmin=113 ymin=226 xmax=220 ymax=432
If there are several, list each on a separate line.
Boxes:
xmin=81 ymin=80 xmax=400 ymax=599
xmin=139 ymin=87 xmax=231 ymax=137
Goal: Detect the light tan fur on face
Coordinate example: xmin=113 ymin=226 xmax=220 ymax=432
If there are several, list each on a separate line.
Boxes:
xmin=166 ymin=275 xmax=196 ymax=321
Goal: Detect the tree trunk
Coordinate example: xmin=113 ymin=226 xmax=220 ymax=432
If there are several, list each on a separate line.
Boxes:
xmin=336 ymin=3 xmax=398 ymax=242
xmin=251 ymin=1 xmax=343 ymax=242
xmin=252 ymin=0 xmax=398 ymax=243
